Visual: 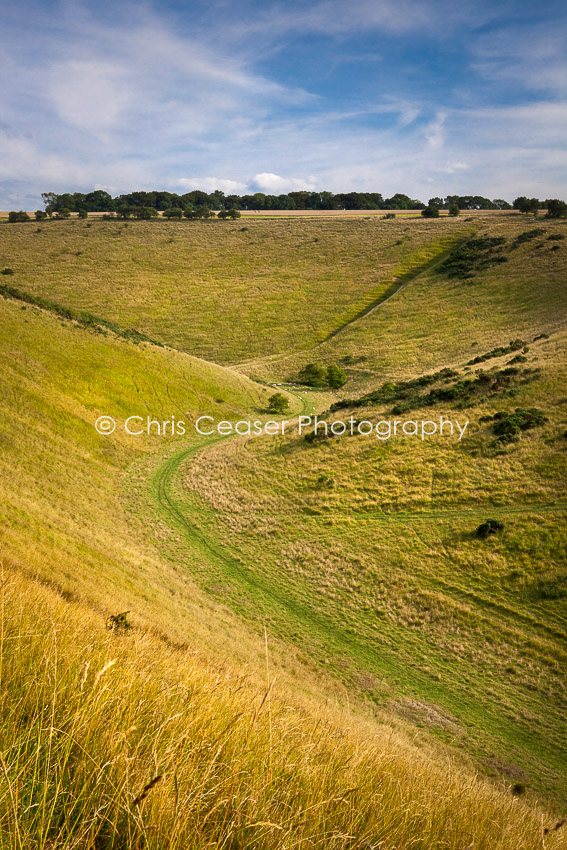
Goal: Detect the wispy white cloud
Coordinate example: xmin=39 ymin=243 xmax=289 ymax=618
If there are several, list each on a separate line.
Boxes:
xmin=424 ymin=112 xmax=446 ymax=150
xmin=471 ymin=21 xmax=567 ymax=97
xmin=0 ymin=0 xmax=565 ymax=206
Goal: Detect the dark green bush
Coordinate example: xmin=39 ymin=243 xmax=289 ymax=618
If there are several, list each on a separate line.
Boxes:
xmin=327 ymin=364 xmax=347 ymax=388
xmin=439 ymin=237 xmax=507 ymax=279
xmin=8 ymin=210 xmax=31 ymax=223
xmin=476 ymin=519 xmax=504 ymax=538
xmin=491 ymin=407 xmax=547 ymax=443
xmin=105 ymin=611 xmax=133 ymax=633
xmin=298 ymin=363 xmax=328 ymax=387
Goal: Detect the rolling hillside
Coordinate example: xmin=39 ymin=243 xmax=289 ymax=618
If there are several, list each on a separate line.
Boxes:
xmin=1 ymin=212 xmax=566 ymax=847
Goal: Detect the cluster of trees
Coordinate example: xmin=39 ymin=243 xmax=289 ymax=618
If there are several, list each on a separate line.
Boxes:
xmin=429 ymin=196 xmax=512 ymax=210
xmin=298 ymin=363 xmax=347 ymax=389
xmin=513 ymin=197 xmax=567 ymax=218
xmin=109 ymin=205 xmax=241 ymax=220
xmin=39 ymin=189 xmax=545 ymax=215
xmin=419 ymin=195 xmax=567 ymax=220
xmin=6 ymin=191 xmax=564 ymax=222
xmin=40 ymin=189 xmax=428 ymax=213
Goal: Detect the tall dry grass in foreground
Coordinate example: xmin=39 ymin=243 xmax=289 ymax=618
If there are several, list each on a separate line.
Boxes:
xmin=0 ymin=565 xmax=561 ymax=850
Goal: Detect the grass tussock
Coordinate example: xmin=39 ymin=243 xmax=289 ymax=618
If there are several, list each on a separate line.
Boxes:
xmin=0 ymin=565 xmax=560 ymax=850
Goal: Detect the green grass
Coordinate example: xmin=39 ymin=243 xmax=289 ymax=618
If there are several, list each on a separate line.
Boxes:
xmin=249 ymin=217 xmax=567 ymax=389
xmin=0 ymin=296 xmax=283 ymax=648
xmin=1 ymin=213 xmax=566 ymax=845
xmin=0 ymin=217 xmax=473 ymax=364
xmin=140 ymin=331 xmax=567 ymax=801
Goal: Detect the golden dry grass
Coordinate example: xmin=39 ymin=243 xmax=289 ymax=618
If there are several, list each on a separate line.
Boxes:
xmin=1 ymin=563 xmax=563 ymax=849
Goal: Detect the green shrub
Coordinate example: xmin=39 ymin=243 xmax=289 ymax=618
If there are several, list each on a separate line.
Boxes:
xmin=491 ymin=408 xmax=547 ymax=443
xmin=163 ymin=208 xmax=184 ymax=219
xmin=476 ymin=519 xmax=504 ymax=539
xmin=538 ymin=581 xmax=566 ymax=600
xmin=327 ymin=364 xmax=347 ymax=388
xmin=298 ymin=363 xmax=328 ymax=387
xmin=421 ymin=205 xmax=440 ymax=218
xmin=545 ymin=199 xmax=567 ymax=219
xmin=439 ymin=237 xmax=507 ymax=279
xmin=511 ymin=229 xmax=545 ymax=248
xmin=105 ymin=611 xmax=132 ymax=633
xmin=267 ymin=392 xmax=289 ymax=414
xmin=133 ymin=207 xmax=158 ymax=220
xmin=218 ymin=208 xmax=241 ymax=220
xmin=8 ymin=210 xmax=31 ymax=223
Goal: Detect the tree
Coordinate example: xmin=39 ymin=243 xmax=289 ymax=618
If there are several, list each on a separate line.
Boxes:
xmin=513 ymin=197 xmax=539 ymax=214
xmin=41 ymin=192 xmax=58 ymax=210
xmin=267 ymin=392 xmax=290 ymax=414
xmin=421 ymin=204 xmax=440 ymax=218
xmin=57 ymin=208 xmax=71 ymax=219
xmin=326 ymin=364 xmax=347 ymax=388
xmin=35 ymin=210 xmax=47 ymax=220
xmin=545 ymin=199 xmax=567 ymax=219
xmin=448 ymin=204 xmax=460 ymax=217
xmin=298 ymin=363 xmax=327 ymax=387
xmin=78 ymin=209 xmax=88 ymax=219
xmin=83 ymin=190 xmax=115 ymax=212
xmin=189 ymin=206 xmax=216 ymax=219
xmin=492 ymin=199 xmax=512 ymax=210
xmin=163 ymin=207 xmax=184 ymax=219
xmin=117 ymin=203 xmax=132 ymax=219
xmin=8 ymin=210 xmax=31 ymax=222
xmin=218 ymin=208 xmax=241 ymax=219
xmin=132 ymin=206 xmax=158 ymax=220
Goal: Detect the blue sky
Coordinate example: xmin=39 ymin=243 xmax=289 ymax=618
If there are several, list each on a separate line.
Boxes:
xmin=1 ymin=0 xmax=565 ymax=206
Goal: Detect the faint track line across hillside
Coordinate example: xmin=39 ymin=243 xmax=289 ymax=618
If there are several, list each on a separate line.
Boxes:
xmin=319 ymin=245 xmax=459 ymax=344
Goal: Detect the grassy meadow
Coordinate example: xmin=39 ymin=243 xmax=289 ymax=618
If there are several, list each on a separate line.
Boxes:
xmin=0 ymin=216 xmax=472 ymax=363
xmin=1 ymin=212 xmax=566 ymax=847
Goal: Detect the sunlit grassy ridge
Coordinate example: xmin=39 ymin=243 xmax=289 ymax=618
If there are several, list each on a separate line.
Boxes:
xmin=3 ymin=566 xmax=563 ymax=849
xmin=249 ymin=217 xmax=567 ymax=388
xmin=0 ymin=296 xmax=274 ymax=645
xmin=0 ymin=216 xmax=471 ymax=363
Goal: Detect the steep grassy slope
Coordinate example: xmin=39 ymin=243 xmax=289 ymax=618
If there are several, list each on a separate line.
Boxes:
xmin=0 ymin=296 xmax=276 ymax=648
xmin=1 ymin=215 xmax=566 ymax=845
xmin=0 ymin=216 xmax=471 ymax=363
xmin=1 ymin=216 xmax=565 ymax=389
xmin=4 ymin=566 xmax=563 ymax=849
xmin=249 ymin=218 xmax=567 ymax=388
xmin=2 ymin=298 xmax=562 ymax=848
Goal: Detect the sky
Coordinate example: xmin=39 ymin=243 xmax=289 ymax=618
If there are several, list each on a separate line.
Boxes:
xmin=0 ymin=0 xmax=566 ymax=207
